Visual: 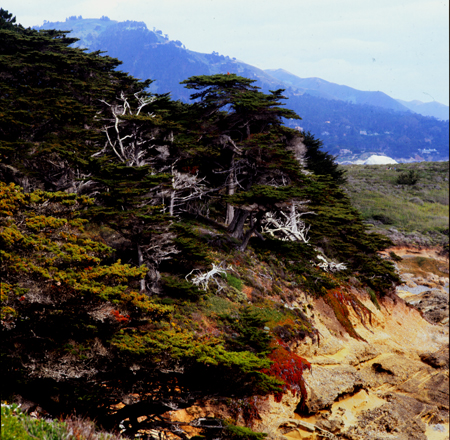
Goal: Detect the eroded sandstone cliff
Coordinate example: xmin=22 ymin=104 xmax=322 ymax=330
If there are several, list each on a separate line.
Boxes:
xmin=165 ymin=248 xmax=449 ymax=440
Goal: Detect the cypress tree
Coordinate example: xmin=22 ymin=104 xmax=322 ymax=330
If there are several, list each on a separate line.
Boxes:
xmin=0 ymin=13 xmax=150 ymax=191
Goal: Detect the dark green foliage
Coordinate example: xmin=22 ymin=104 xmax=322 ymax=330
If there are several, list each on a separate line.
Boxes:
xmin=161 ymin=274 xmax=204 ymax=300
xmin=306 ymin=179 xmax=400 ymax=294
xmin=0 ymin=16 xmax=150 ymax=191
xmin=226 ymin=273 xmax=244 ymax=291
xmin=0 ymin=8 xmax=17 ymax=30
xmin=223 ymin=424 xmax=267 ymax=440
xmin=396 ymin=169 xmax=420 ymax=185
xmin=166 ymin=223 xmax=212 ymax=272
xmin=302 ymin=131 xmax=346 ymax=184
xmin=179 ymin=74 xmax=306 ymax=249
xmin=222 ymin=307 xmax=272 ymax=354
xmin=389 ymin=251 xmax=403 ymax=262
xmin=250 ymin=236 xmax=337 ymax=295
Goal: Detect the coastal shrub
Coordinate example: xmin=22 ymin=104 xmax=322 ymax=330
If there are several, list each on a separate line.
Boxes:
xmin=396 ymin=169 xmax=420 ymax=185
xmin=262 ymin=340 xmax=311 ymax=409
xmin=205 ymin=296 xmax=238 ymax=316
xmin=1 ymin=404 xmax=67 ymax=440
xmin=223 ymin=423 xmax=267 ymax=440
xmin=389 ymin=251 xmax=403 ymax=262
xmin=1 ymin=403 xmax=124 ymax=440
xmin=193 ymin=421 xmax=267 ymax=440
xmin=161 ymin=274 xmax=204 ymax=300
xmin=226 ymin=273 xmax=244 ymax=291
xmin=222 ymin=306 xmax=272 ymax=353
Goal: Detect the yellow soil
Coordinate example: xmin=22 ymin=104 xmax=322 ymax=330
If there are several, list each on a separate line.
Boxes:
xmin=330 ymin=389 xmax=386 ymax=429
xmin=284 ymin=430 xmax=315 ymax=440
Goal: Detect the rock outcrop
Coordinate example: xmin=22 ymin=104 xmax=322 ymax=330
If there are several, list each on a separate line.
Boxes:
xmin=248 ymin=285 xmax=449 ymax=440
xmin=162 ymin=248 xmax=449 ymax=439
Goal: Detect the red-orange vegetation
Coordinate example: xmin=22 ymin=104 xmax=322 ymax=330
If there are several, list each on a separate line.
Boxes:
xmin=263 ymin=339 xmax=311 ymax=407
xmin=111 ymin=310 xmax=130 ymax=323
xmin=323 ymin=287 xmax=372 ymax=341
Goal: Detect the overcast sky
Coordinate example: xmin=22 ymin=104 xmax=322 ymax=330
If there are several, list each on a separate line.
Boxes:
xmin=4 ymin=0 xmax=449 ymax=105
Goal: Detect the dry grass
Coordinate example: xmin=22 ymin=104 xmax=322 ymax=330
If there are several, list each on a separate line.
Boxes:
xmin=397 ymin=256 xmax=449 ymax=278
xmin=341 ymin=161 xmax=449 ymax=245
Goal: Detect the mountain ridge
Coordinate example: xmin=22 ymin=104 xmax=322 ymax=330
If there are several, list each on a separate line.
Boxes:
xmin=34 ymin=17 xmax=449 ymax=119
xmin=33 ymin=17 xmax=449 ymax=161
xmin=397 ymin=98 xmax=449 ymax=121
xmin=264 ymin=68 xmax=412 ymax=113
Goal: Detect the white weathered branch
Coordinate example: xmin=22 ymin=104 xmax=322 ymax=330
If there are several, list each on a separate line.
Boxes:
xmin=186 ymin=263 xmax=233 ymax=292
xmin=96 ymin=91 xmax=160 ymax=167
xmin=262 ymin=210 xmax=312 ymax=243
xmin=314 ymin=254 xmax=347 ymax=273
xmin=165 ymin=164 xmax=209 ymax=216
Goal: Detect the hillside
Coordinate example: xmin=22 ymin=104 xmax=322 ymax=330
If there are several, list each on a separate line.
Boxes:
xmin=341 ymin=161 xmax=449 ymax=249
xmin=265 ymin=68 xmax=410 ymax=112
xmin=33 ymin=17 xmax=288 ymax=102
xmin=33 ymin=17 xmax=450 ymax=162
xmin=397 ymin=99 xmax=450 ymax=121
xmin=1 ymin=11 xmax=448 ymax=440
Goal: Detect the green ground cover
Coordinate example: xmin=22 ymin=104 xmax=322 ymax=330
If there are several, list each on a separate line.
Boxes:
xmin=1 ymin=403 xmax=124 ymax=440
xmin=341 ymin=161 xmax=449 ymax=247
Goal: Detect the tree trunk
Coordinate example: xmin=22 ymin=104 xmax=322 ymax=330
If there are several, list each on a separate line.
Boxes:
xmin=238 ymin=212 xmax=263 ymax=252
xmin=225 ymin=166 xmax=236 ymax=226
xmin=137 ymin=244 xmax=146 ymax=292
xmin=169 ymin=189 xmax=175 ymax=216
xmin=228 ymin=209 xmax=249 ymax=240
xmin=290 ymin=202 xmax=298 ymax=233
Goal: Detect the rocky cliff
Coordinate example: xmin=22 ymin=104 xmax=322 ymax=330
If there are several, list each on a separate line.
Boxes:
xmin=163 ymin=248 xmax=449 ymax=440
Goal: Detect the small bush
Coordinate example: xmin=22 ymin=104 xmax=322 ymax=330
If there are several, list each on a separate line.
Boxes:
xmin=224 ymin=423 xmax=267 ymax=440
xmin=206 ymin=296 xmax=237 ymax=316
xmin=366 ymin=287 xmax=381 ymax=310
xmin=1 ymin=403 xmax=124 ymax=440
xmin=396 ymin=170 xmax=420 ymax=185
xmin=389 ymin=251 xmax=403 ymax=262
xmin=372 ymin=214 xmax=394 ymax=225
xmin=162 ymin=274 xmax=204 ymax=300
xmin=226 ymin=274 xmax=243 ymax=291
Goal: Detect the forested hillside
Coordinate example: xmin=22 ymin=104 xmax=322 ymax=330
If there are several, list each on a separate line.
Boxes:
xmin=1 ymin=10 xmax=404 ymax=439
xmin=34 ymin=17 xmax=450 ymax=161
xmin=284 ymin=94 xmax=449 ymax=160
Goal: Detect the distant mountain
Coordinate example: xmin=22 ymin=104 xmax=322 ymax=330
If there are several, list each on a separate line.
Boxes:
xmin=265 ymin=69 xmax=410 ymax=113
xmin=34 ymin=17 xmax=287 ymax=101
xmin=396 ymin=99 xmax=449 ymax=121
xmin=34 ymin=17 xmax=449 ymax=161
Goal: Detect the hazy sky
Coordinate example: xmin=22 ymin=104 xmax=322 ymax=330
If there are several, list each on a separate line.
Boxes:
xmin=4 ymin=0 xmax=449 ymax=105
